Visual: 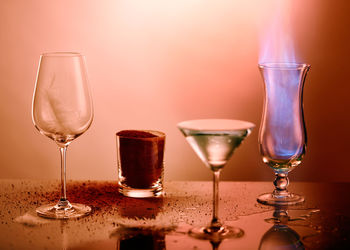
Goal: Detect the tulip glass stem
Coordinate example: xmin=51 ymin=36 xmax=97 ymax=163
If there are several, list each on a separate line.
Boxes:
xmin=272 ymin=173 xmax=290 ymax=198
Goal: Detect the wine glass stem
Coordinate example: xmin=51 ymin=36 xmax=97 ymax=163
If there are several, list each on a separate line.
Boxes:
xmin=211 ymin=170 xmax=222 ymax=230
xmin=59 ymin=146 xmax=68 ymax=204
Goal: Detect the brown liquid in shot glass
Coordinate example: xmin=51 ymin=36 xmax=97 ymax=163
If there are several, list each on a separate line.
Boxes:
xmin=117 ymin=130 xmax=165 ymax=189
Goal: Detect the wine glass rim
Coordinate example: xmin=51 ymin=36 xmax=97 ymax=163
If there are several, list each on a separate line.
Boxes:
xmin=258 ymin=62 xmax=310 ymax=70
xmin=177 ymin=119 xmax=255 ymax=131
xmin=41 ymin=52 xmax=83 ymax=57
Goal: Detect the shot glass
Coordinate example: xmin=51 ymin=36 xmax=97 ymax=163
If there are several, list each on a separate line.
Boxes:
xmin=116 ymin=130 xmax=165 ymax=198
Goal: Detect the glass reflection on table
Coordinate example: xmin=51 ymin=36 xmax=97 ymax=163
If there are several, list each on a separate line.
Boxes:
xmin=259 ymin=206 xmax=304 ymax=250
xmin=110 ymin=226 xmax=174 ymax=250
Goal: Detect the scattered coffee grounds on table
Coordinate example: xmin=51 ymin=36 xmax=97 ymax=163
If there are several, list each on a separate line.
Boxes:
xmin=117 ymin=130 xmax=165 ymax=189
xmin=38 ymin=181 xmax=163 ymax=218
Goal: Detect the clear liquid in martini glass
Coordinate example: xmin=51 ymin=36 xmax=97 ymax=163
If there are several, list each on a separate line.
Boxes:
xmin=178 ymin=119 xmax=254 ymax=242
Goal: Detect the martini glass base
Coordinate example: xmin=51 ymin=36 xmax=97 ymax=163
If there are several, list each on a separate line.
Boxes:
xmin=36 ymin=203 xmax=91 ymax=219
xmin=189 ymin=225 xmax=244 ymax=241
xmin=257 ymin=193 xmax=305 ymax=206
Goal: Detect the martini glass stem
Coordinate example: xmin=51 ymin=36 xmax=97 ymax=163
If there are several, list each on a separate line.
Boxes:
xmin=210 ymin=170 xmax=222 ymax=230
xmin=58 ymin=146 xmax=70 ymax=208
xmin=273 ymin=173 xmax=290 ymax=198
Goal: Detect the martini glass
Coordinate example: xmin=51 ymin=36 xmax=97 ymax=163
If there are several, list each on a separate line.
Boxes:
xmin=178 ymin=119 xmax=254 ymax=241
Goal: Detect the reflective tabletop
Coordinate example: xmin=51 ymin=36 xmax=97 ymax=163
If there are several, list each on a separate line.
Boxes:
xmin=0 ymin=180 xmax=349 ymax=249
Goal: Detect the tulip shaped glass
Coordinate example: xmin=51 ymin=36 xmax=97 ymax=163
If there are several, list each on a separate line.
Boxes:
xmin=257 ymin=63 xmax=310 ymax=206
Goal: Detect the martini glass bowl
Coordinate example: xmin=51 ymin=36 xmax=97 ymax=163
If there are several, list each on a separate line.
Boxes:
xmin=178 ymin=119 xmax=254 ymax=241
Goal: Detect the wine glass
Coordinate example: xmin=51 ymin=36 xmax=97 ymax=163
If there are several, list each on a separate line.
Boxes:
xmin=257 ymin=63 xmax=310 ymax=206
xmin=32 ymin=52 xmax=93 ymax=219
xmin=178 ymin=119 xmax=254 ymax=241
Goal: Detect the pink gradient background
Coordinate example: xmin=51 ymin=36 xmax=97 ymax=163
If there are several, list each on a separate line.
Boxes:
xmin=1 ymin=0 xmax=349 ymax=182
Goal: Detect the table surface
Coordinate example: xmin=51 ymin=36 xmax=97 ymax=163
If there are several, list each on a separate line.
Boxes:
xmin=0 ymin=180 xmax=349 ymax=250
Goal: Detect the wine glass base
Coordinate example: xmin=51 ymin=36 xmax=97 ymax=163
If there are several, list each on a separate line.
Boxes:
xmin=257 ymin=193 xmax=305 ymax=206
xmin=36 ymin=203 xmax=91 ymax=219
xmin=189 ymin=225 xmax=244 ymax=242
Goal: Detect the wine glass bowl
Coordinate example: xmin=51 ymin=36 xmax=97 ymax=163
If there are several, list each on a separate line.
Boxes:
xmin=33 ymin=52 xmax=93 ymax=146
xmin=178 ymin=119 xmax=254 ymax=241
xmin=257 ymin=62 xmax=310 ymax=206
xmin=32 ymin=52 xmax=93 ymax=219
